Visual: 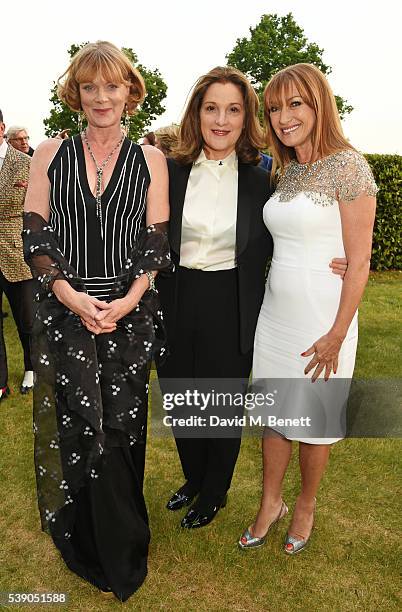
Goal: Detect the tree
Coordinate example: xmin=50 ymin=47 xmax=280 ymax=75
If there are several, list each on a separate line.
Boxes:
xmin=226 ymin=13 xmax=353 ymax=119
xmin=43 ymin=44 xmax=167 ymax=141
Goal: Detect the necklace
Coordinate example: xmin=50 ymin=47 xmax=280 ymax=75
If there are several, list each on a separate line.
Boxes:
xmin=82 ymin=129 xmax=125 ymax=238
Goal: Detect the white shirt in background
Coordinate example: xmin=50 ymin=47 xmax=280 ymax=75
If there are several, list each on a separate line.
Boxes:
xmin=0 ymin=140 xmax=8 ymax=171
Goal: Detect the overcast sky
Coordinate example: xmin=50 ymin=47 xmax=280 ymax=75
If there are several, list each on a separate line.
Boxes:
xmin=2 ymin=0 xmax=401 ymax=154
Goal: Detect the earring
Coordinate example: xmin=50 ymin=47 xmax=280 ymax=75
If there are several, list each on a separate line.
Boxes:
xmin=124 ymin=104 xmax=131 ymax=135
xmin=77 ymin=111 xmax=84 ymax=133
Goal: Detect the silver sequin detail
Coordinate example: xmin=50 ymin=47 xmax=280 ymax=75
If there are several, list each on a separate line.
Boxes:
xmin=272 ymin=150 xmax=378 ymax=207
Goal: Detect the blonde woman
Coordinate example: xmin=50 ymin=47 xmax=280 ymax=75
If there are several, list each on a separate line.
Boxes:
xmin=239 ymin=63 xmax=377 ymax=553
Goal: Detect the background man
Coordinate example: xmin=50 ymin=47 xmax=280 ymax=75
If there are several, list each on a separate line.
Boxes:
xmin=0 ymin=110 xmax=35 ymax=399
xmin=6 ymin=125 xmax=34 ymax=156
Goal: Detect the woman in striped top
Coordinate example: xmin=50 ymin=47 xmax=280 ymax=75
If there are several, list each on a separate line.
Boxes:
xmin=22 ymin=41 xmax=171 ymax=601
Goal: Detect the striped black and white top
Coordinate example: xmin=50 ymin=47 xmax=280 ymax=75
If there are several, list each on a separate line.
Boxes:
xmin=47 ymin=135 xmax=150 ymax=299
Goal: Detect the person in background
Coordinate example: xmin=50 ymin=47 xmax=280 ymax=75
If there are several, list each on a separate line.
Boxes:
xmin=259 ymin=151 xmax=272 ymax=171
xmin=6 ymin=125 xmax=34 ymax=156
xmin=141 ymin=131 xmax=156 ymax=146
xmin=56 ymin=129 xmax=71 ymax=140
xmin=0 ymin=109 xmax=35 ymax=399
xmin=155 ymin=124 xmax=180 ymax=157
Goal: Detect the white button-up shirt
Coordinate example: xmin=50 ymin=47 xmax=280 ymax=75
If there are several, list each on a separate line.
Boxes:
xmin=0 ymin=140 xmax=8 ymax=171
xmin=180 ymin=150 xmax=238 ymax=271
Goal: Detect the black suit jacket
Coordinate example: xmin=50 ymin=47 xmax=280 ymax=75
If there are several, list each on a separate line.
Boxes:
xmin=157 ymin=158 xmax=274 ymax=354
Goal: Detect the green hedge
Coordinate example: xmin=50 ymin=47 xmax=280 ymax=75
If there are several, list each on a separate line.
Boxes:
xmin=365 ymin=154 xmax=402 ymax=270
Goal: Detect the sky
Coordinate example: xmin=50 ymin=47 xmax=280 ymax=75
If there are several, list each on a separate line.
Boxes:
xmin=1 ymin=0 xmax=401 ymax=154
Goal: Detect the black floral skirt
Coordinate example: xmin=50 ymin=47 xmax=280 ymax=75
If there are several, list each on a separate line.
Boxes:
xmin=54 ymin=437 xmax=150 ymax=599
xmin=32 ymin=303 xmax=157 ymax=600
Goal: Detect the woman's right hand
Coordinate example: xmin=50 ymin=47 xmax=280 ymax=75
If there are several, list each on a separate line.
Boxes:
xmin=52 ymin=280 xmax=116 ymax=334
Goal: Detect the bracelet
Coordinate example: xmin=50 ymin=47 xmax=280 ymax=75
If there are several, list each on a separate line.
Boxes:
xmin=146 ymin=271 xmax=156 ymax=291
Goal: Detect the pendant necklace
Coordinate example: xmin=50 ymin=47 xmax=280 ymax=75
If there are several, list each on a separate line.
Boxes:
xmin=82 ymin=129 xmax=125 ymax=238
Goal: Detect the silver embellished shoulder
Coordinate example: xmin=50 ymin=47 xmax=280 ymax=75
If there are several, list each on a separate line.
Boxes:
xmin=271 ymin=150 xmax=378 ymax=207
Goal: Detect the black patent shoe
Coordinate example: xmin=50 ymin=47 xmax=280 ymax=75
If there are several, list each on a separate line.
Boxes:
xmin=181 ymin=494 xmax=228 ymax=529
xmin=166 ymin=484 xmax=197 ymax=511
xmin=0 ymin=386 xmax=10 ymax=402
xmin=180 ymin=507 xmax=199 ymax=528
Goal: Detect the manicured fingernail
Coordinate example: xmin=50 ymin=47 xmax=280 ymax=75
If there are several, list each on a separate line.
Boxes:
xmin=301 ymin=352 xmax=306 ymax=356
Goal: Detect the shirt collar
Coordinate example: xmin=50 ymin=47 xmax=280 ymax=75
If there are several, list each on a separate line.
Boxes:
xmin=0 ymin=140 xmax=8 ymax=158
xmin=194 ymin=149 xmax=238 ymax=170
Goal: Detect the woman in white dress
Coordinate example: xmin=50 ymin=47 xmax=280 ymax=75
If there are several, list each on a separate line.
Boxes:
xmin=239 ymin=63 xmax=377 ymax=553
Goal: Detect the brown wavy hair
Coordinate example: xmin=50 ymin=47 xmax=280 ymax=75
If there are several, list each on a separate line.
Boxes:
xmin=57 ymin=41 xmax=146 ymax=115
xmin=264 ymin=63 xmax=354 ymax=177
xmin=142 ymin=131 xmax=156 ymax=146
xmin=174 ymin=66 xmax=264 ymax=165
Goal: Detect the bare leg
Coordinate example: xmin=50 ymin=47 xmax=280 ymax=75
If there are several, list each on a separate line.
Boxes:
xmin=251 ymin=431 xmax=292 ymax=537
xmin=288 ymin=442 xmax=331 ymax=539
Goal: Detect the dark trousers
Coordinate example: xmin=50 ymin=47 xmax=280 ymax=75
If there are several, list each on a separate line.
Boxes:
xmin=0 ymin=270 xmax=36 ymax=387
xmin=158 ymin=266 xmax=253 ymax=505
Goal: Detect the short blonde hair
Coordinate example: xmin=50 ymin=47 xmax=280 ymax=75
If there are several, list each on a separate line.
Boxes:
xmin=57 ymin=41 xmax=146 ymax=114
xmin=155 ymin=124 xmax=180 ymax=157
xmin=174 ymin=66 xmax=264 ymax=165
xmin=264 ymin=63 xmax=354 ymax=175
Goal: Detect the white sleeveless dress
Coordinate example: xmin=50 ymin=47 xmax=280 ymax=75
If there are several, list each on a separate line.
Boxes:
xmin=252 ymin=150 xmax=378 ymax=444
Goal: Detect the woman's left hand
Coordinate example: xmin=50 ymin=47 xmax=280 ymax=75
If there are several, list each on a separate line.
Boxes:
xmin=80 ymin=318 xmax=117 ymax=335
xmin=301 ymin=331 xmax=344 ymax=382
xmin=329 ymin=257 xmax=348 ymax=278
xmin=93 ymin=297 xmax=136 ymax=327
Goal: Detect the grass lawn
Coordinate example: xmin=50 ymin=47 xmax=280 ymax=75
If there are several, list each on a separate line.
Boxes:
xmin=0 ymin=271 xmax=401 ymax=611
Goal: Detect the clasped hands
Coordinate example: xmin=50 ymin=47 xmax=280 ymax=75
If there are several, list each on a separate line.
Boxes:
xmin=79 ymin=295 xmax=134 ymax=334
xmin=54 ymin=285 xmax=134 ymax=335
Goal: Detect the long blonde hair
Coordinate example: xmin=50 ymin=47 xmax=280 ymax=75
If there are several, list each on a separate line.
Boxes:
xmin=264 ymin=63 xmax=354 ymax=176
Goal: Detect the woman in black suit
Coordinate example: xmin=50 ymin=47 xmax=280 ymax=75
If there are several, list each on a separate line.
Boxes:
xmin=156 ymin=66 xmax=273 ymax=528
xmin=157 ymin=66 xmax=346 ymax=528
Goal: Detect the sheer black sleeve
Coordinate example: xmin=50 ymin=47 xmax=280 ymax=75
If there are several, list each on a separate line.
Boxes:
xmin=110 ymin=220 xmax=173 ymax=299
xmin=22 ymin=211 xmax=86 ymax=294
xmin=108 ymin=221 xmax=173 ymax=366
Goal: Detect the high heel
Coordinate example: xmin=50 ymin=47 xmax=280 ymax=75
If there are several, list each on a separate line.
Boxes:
xmin=99 ymin=587 xmax=114 ymax=598
xmin=238 ymin=501 xmax=288 ymax=550
xmin=284 ymin=497 xmax=316 ymax=555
